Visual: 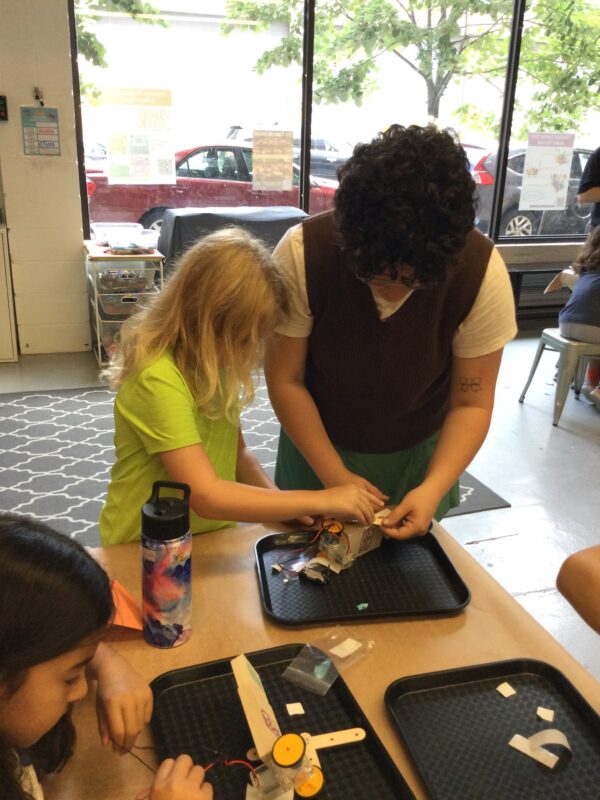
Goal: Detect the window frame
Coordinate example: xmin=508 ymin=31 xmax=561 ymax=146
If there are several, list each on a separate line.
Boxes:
xmin=71 ymin=0 xmax=591 ymax=257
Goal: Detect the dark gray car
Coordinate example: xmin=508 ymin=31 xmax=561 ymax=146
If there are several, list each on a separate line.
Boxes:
xmin=468 ymin=146 xmax=593 ymax=236
xmin=292 ymin=136 xmax=351 ymax=180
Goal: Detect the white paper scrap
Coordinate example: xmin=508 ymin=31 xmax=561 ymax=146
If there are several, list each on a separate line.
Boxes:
xmin=508 ymin=729 xmax=571 ymax=770
xmin=496 ymin=681 xmax=516 ymax=698
xmin=286 ymin=702 xmax=305 ymax=716
xmin=537 ymin=706 xmax=555 ymax=722
xmin=372 ymin=508 xmax=392 ymax=526
xmin=329 ymin=637 xmax=362 ymax=659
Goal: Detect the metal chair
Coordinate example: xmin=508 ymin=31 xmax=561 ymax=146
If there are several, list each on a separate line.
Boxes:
xmin=519 ymin=328 xmax=600 ymax=425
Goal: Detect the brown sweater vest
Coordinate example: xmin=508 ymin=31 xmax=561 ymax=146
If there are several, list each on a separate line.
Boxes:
xmin=303 ymin=211 xmax=492 ymax=452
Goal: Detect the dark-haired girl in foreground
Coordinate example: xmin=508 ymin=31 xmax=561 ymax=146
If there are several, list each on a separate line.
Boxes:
xmin=0 ymin=513 xmax=212 ymax=799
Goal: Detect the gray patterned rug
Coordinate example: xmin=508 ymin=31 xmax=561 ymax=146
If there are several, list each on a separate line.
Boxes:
xmin=0 ymin=385 xmax=508 ymax=545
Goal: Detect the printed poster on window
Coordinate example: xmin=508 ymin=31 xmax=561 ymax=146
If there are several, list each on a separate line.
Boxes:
xmin=519 ymin=132 xmax=575 ymax=211
xmin=252 ymin=129 xmax=293 ymax=191
xmin=21 ymin=107 xmax=60 ymax=156
xmin=101 ymin=89 xmax=175 ymax=184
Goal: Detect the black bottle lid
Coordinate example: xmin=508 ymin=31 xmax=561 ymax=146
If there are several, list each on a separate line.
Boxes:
xmin=142 ymin=481 xmax=191 ymax=541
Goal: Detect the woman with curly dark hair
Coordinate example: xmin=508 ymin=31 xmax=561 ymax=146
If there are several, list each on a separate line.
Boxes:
xmin=265 ymin=124 xmax=517 ymax=538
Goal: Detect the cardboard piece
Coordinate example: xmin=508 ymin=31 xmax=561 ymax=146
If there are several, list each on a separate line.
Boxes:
xmin=231 ymin=654 xmax=282 ymax=761
xmin=340 ymin=519 xmax=383 ymax=558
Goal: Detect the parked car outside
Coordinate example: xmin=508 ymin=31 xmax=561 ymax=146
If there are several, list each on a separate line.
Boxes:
xmin=470 ymin=147 xmax=593 ymax=236
xmin=292 ymin=135 xmax=352 ymax=180
xmin=86 ymin=143 xmax=337 ymax=229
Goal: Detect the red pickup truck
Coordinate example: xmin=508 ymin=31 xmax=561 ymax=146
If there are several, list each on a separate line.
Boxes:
xmin=87 ymin=142 xmax=337 ymax=228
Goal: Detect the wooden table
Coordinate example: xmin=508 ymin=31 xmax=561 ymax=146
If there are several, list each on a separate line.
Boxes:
xmin=46 ymin=521 xmax=600 ymax=800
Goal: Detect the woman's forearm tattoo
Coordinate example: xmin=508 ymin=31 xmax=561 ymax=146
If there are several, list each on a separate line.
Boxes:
xmin=460 ymin=376 xmax=482 ymax=392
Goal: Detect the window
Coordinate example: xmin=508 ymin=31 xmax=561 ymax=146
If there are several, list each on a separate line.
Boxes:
xmin=78 ymin=4 xmax=306 ymax=231
xmin=76 ymin=0 xmax=600 ymax=244
xmin=492 ymin=0 xmax=600 ymax=239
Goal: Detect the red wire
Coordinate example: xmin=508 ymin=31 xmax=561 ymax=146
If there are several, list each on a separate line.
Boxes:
xmin=202 ymin=758 xmax=258 ymax=781
xmin=224 ymin=758 xmax=259 ymax=779
xmin=276 ymin=520 xmax=346 ymax=573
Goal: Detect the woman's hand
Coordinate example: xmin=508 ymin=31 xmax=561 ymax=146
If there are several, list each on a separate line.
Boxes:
xmin=150 ymin=755 xmax=213 ymax=800
xmin=320 ymin=484 xmax=384 ymax=525
xmin=90 ymin=643 xmax=153 ymax=753
xmin=380 ymin=484 xmax=439 ymax=539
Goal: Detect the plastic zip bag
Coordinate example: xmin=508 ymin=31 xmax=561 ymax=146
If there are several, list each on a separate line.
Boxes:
xmin=282 ymin=627 xmax=375 ymax=695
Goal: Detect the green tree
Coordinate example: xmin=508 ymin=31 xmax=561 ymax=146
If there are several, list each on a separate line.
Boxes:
xmin=223 ymin=0 xmax=600 ymax=133
xmin=517 ymin=0 xmax=600 ymax=134
xmin=75 ymin=0 xmax=165 ymax=98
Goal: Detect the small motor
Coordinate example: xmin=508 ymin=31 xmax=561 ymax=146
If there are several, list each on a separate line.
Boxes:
xmin=299 ymin=561 xmax=331 ymax=584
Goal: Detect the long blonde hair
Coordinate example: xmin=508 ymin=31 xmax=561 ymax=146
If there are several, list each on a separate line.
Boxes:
xmin=103 ymin=227 xmax=288 ymax=423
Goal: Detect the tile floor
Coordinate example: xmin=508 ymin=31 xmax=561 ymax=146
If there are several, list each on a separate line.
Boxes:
xmin=1 ymin=330 xmax=599 ymax=679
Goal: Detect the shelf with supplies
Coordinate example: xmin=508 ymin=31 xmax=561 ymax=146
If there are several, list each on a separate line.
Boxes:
xmin=84 ymin=241 xmax=164 ymax=366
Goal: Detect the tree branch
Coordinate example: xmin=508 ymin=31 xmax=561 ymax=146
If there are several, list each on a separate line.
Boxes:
xmin=392 ymin=48 xmax=427 ymax=79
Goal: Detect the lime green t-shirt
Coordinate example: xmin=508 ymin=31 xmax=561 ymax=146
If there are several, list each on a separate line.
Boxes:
xmin=99 ymin=353 xmax=237 ymax=545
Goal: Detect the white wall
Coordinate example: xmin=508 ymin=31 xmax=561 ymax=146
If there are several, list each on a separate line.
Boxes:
xmin=0 ymin=0 xmax=89 ymax=355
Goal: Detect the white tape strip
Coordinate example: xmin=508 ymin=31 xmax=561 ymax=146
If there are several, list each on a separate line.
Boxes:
xmin=496 ymin=681 xmax=516 ymax=698
xmin=372 ymin=508 xmax=392 ymax=526
xmin=329 ymin=638 xmax=362 ymax=658
xmin=508 ymin=728 xmax=571 ymax=769
xmin=537 ymin=706 xmax=555 ymax=722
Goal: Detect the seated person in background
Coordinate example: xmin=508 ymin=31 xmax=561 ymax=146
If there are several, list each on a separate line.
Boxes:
xmin=557 ymin=544 xmax=600 ymax=635
xmin=558 ymin=225 xmax=600 ymax=408
xmin=0 ymin=512 xmax=212 ymax=799
xmin=99 ymin=228 xmax=382 ymax=545
xmin=204 ymin=149 xmax=220 ymax=179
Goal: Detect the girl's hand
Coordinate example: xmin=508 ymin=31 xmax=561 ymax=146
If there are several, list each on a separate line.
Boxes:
xmin=323 ymin=467 xmax=388 ymax=504
xmin=281 ymin=513 xmax=316 ymax=528
xmin=321 ymin=484 xmax=384 ymax=525
xmin=150 ymin=755 xmax=213 ymax=800
xmin=90 ymin=644 xmax=153 ymax=753
xmin=380 ymin=484 xmax=439 ymax=539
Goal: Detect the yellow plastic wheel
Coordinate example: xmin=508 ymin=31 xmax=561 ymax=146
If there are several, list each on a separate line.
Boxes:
xmin=271 ymin=733 xmax=306 ymax=768
xmin=295 ymin=765 xmax=324 ymax=797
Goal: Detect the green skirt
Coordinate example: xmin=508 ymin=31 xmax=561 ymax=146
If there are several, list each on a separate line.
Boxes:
xmin=275 ymin=428 xmax=460 ymax=521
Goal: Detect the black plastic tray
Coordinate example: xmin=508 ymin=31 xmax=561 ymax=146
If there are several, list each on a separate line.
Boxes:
xmin=385 ymin=658 xmax=600 ymax=800
xmin=150 ymin=644 xmax=415 ymax=800
xmin=255 ymin=531 xmax=470 ymax=625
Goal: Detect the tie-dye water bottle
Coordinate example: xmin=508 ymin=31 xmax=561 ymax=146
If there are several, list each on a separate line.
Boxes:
xmin=141 ymin=481 xmax=192 ymax=648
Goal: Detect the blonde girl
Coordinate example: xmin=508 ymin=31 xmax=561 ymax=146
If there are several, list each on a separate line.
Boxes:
xmin=100 ymin=228 xmax=381 ymax=545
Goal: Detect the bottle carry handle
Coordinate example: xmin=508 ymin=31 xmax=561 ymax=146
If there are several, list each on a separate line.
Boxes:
xmin=149 ymin=481 xmax=191 ymax=505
